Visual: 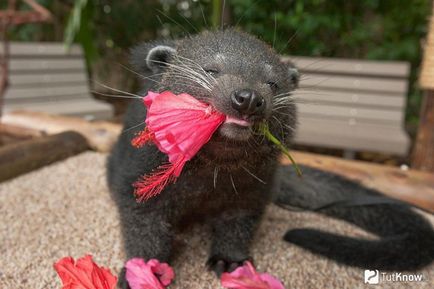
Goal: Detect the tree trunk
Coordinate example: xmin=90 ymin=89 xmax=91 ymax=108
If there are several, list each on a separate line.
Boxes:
xmin=411 ymin=90 xmax=434 ymax=172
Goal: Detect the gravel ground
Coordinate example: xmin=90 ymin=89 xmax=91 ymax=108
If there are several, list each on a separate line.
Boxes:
xmin=0 ymin=151 xmax=432 ymax=289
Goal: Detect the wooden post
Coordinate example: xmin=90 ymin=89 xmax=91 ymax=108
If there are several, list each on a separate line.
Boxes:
xmin=0 ymin=4 xmax=10 ymax=118
xmin=412 ymin=91 xmax=434 ymax=171
xmin=0 ymin=38 xmax=7 ymax=119
xmin=412 ymin=2 xmax=434 ymax=172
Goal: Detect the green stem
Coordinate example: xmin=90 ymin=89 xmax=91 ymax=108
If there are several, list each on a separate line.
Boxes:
xmin=260 ymin=123 xmax=303 ymax=177
xmin=211 ymin=0 xmax=222 ymax=28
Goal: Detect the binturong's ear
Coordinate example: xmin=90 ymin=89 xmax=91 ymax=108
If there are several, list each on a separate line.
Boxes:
xmin=130 ymin=41 xmax=176 ymax=75
xmin=287 ymin=62 xmax=300 ymax=89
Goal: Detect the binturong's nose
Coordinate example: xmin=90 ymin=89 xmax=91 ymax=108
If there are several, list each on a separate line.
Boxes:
xmin=230 ymin=89 xmax=265 ymax=116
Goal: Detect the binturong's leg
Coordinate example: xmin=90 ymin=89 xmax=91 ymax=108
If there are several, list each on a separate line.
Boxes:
xmin=207 ymin=210 xmax=263 ymax=276
xmin=116 ymin=200 xmax=174 ymax=289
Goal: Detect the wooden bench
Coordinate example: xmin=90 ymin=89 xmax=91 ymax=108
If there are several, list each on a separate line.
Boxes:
xmin=2 ymin=42 xmax=112 ymax=120
xmin=283 ymin=56 xmax=411 ymax=157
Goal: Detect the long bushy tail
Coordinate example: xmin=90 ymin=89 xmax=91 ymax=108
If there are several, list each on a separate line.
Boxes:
xmin=273 ymin=165 xmax=434 ymax=271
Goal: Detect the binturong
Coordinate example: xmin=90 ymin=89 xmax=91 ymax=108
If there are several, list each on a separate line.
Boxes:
xmin=107 ymin=29 xmax=434 ymax=287
xmin=108 ymin=28 xmax=298 ymax=286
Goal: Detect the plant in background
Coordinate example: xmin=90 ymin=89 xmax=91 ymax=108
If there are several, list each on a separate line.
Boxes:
xmin=63 ymin=0 xmax=213 ymax=66
xmin=64 ymin=0 xmax=98 ymax=65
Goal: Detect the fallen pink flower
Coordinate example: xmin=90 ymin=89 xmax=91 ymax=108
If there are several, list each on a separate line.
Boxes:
xmin=221 ymin=262 xmax=285 ymax=289
xmin=125 ymin=258 xmax=175 ymax=289
xmin=54 ymin=255 xmax=117 ymax=289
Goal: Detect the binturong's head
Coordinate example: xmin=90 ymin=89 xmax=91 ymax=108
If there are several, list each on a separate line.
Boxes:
xmin=130 ymin=29 xmax=299 ymax=165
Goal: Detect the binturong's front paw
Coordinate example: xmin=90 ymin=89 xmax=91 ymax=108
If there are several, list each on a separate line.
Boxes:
xmin=117 ymin=267 xmax=130 ymax=289
xmin=207 ymin=255 xmax=252 ymax=277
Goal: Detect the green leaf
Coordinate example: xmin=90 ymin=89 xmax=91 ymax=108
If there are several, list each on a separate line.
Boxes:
xmin=64 ymin=0 xmax=88 ymax=47
xmin=64 ymin=0 xmax=98 ymax=64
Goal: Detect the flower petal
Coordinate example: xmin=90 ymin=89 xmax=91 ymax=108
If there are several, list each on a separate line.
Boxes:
xmin=220 ymin=262 xmax=285 ymax=289
xmin=145 ymin=91 xmax=225 ymax=162
xmin=259 ymin=273 xmax=285 ymax=289
xmin=147 ymin=259 xmax=175 ymax=286
xmin=143 ymin=91 xmax=161 ymax=108
xmin=54 ymin=255 xmax=117 ymax=289
xmin=125 ymin=258 xmax=174 ymax=289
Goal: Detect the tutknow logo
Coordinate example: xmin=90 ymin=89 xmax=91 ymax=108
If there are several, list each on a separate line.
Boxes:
xmin=364 ymin=270 xmax=380 ymax=284
xmin=364 ymin=269 xmax=424 ymax=284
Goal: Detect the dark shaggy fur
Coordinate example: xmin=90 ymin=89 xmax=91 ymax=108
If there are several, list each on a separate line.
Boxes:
xmin=275 ymin=165 xmax=434 ymax=271
xmin=108 ymin=29 xmax=298 ymax=287
xmin=107 ymin=29 xmax=433 ymax=288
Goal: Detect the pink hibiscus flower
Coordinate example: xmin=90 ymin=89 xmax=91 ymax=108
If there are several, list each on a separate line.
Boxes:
xmin=125 ymin=258 xmax=175 ymax=289
xmin=131 ymin=91 xmax=226 ymax=201
xmin=131 ymin=90 xmax=301 ymax=202
xmin=221 ymin=262 xmax=285 ymax=289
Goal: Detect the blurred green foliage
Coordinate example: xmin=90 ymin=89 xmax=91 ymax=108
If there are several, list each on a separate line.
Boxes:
xmin=232 ymin=0 xmax=429 ymax=59
xmin=5 ymin=0 xmax=432 ymax=125
xmin=62 ymin=0 xmax=213 ymax=60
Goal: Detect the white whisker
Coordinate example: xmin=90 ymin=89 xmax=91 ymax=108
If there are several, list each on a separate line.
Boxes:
xmin=241 ymin=165 xmax=266 ymax=184
xmin=213 ymin=166 xmax=219 ymax=189
xmin=230 ymin=174 xmax=238 ymax=195
xmin=122 ymin=121 xmax=145 ymax=134
xmin=92 ymin=81 xmax=143 ymax=98
xmin=91 ymin=90 xmax=141 ymax=100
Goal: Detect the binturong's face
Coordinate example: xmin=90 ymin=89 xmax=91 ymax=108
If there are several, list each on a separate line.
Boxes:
xmin=130 ymin=29 xmax=299 ymax=165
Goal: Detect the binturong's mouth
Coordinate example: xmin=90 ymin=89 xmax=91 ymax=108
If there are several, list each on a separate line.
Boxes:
xmin=224 ymin=116 xmax=252 ymax=127
xmin=219 ymin=115 xmax=253 ymax=141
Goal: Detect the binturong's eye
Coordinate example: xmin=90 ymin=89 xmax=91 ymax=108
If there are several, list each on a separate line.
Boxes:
xmin=267 ymin=81 xmax=279 ymax=91
xmin=204 ymin=69 xmax=219 ymax=76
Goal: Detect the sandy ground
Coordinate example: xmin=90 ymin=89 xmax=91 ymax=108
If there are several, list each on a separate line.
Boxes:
xmin=0 ymin=151 xmax=432 ymax=289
